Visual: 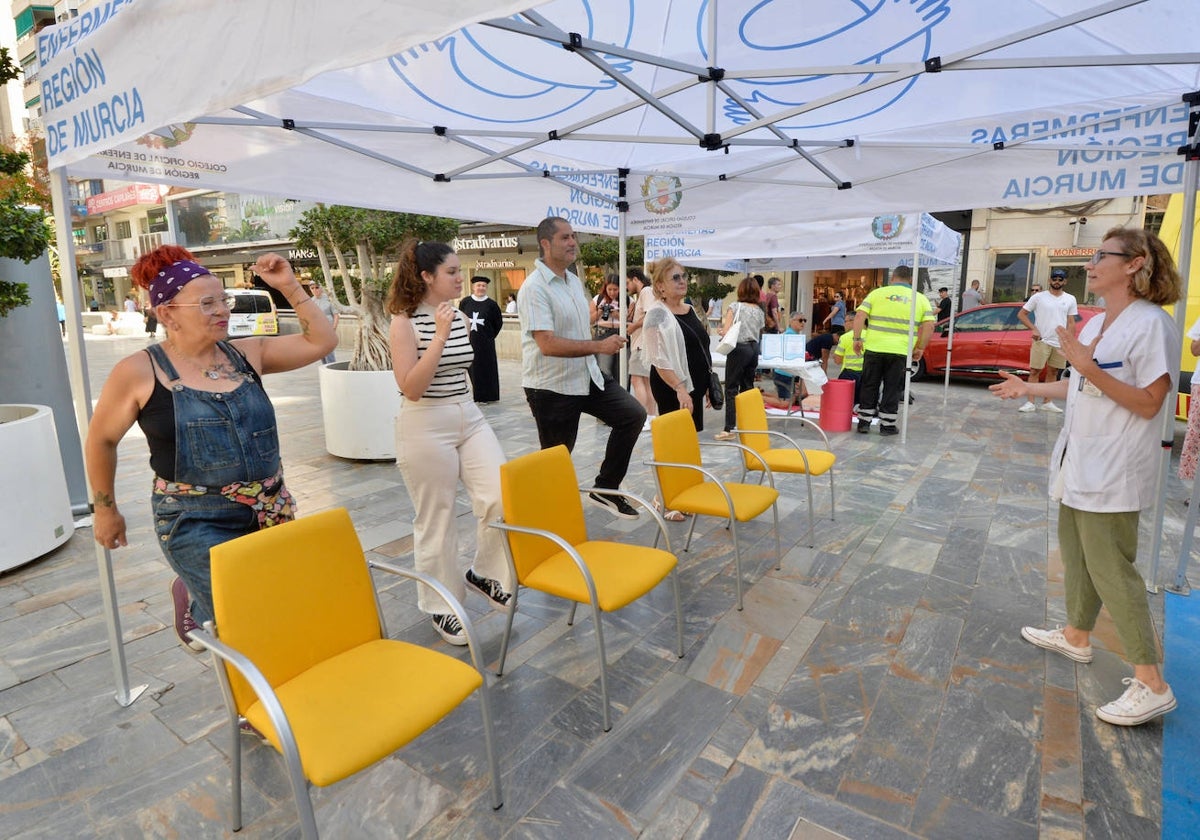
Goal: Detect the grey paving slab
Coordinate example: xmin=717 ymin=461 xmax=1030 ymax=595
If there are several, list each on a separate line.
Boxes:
xmin=0 ymin=334 xmax=1193 ymax=839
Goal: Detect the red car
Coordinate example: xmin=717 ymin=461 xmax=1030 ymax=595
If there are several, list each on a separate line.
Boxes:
xmin=916 ymin=302 xmax=1104 ymax=381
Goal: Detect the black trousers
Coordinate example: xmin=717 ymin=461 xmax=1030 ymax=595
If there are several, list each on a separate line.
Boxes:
xmin=524 ymin=374 xmax=646 ymax=489
xmin=858 ymin=350 xmax=906 ymax=428
xmin=722 ymin=340 xmax=758 ymax=432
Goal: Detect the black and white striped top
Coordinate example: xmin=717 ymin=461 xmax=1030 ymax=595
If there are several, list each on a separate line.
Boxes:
xmin=407 ymin=304 xmax=473 ymax=399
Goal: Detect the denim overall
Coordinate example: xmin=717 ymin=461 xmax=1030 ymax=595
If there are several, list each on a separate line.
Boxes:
xmin=146 ymin=342 xmax=284 ymax=626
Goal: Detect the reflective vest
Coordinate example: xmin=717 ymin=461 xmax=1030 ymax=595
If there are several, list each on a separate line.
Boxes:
xmin=858 ymin=283 xmax=933 ymax=355
xmin=835 ymin=330 xmax=864 ymax=372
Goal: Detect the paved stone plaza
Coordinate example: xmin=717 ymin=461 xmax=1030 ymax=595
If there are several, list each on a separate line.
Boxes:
xmin=0 ymin=332 xmax=1194 ymax=839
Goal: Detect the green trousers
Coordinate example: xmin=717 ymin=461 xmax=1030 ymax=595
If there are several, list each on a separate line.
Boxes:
xmin=1058 ymin=504 xmax=1160 ymax=665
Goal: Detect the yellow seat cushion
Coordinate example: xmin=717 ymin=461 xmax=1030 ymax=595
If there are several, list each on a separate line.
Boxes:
xmin=522 ymin=540 xmax=677 ymax=612
xmin=666 ymin=482 xmax=779 ymax=521
xmin=243 ymin=638 xmax=482 ymax=788
xmin=744 ymin=448 xmax=836 ymax=476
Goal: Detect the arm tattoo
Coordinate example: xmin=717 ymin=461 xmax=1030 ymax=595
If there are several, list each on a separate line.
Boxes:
xmin=298 ymin=315 xmax=311 ymax=336
xmin=94 ymin=491 xmax=115 ymax=508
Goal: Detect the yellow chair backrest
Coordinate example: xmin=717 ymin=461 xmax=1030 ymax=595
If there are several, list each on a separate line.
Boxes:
xmin=734 ymin=389 xmax=771 ymax=469
xmin=210 ymin=508 xmax=381 ymax=716
xmin=651 ymin=409 xmax=704 ymax=503
xmin=499 ymin=445 xmax=588 ymax=581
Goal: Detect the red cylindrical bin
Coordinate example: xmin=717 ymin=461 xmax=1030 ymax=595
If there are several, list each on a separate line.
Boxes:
xmin=818 ymin=378 xmax=855 ymax=433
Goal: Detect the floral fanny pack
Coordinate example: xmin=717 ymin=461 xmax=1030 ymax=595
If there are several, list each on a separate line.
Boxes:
xmin=152 ymin=469 xmax=296 ymax=528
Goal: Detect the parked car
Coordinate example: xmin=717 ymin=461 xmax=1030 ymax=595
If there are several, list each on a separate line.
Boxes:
xmin=915 ymin=302 xmax=1103 ymax=381
xmin=227 ymin=289 xmax=279 ymax=337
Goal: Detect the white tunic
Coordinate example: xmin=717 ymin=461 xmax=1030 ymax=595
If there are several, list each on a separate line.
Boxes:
xmin=1050 ymin=299 xmax=1177 ymax=513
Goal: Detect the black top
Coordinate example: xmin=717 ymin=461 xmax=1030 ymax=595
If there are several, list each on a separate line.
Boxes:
xmin=675 ymin=308 xmax=711 ymax=387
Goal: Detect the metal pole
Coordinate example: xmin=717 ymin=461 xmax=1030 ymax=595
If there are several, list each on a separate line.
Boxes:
xmin=50 ymin=168 xmax=147 ymax=706
xmin=900 ymin=213 xmax=920 ymax=444
xmin=618 ymin=170 xmax=629 ymax=384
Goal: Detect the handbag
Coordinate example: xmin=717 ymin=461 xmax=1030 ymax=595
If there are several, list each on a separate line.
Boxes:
xmin=708 ymin=370 xmax=724 ymax=409
xmin=715 ymin=305 xmax=743 ymax=355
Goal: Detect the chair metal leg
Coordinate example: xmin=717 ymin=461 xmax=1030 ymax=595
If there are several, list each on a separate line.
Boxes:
xmin=730 ymin=518 xmax=744 ymax=611
xmin=286 ymin=759 xmax=320 ymax=839
xmin=772 ymin=502 xmax=782 ymax=571
xmin=682 ymin=514 xmax=699 ymax=552
xmin=476 ymin=677 xmax=504 ymax=809
xmin=829 ymin=472 xmax=836 ymax=521
xmin=804 ymin=473 xmax=816 ymax=549
xmin=589 ymin=601 xmax=612 ymax=732
xmin=567 ymin=601 xmax=578 ymax=626
xmin=670 ymin=569 xmax=684 ymax=658
xmin=496 ymin=589 xmax=518 ymax=677
xmin=229 ymin=716 xmax=243 ymax=832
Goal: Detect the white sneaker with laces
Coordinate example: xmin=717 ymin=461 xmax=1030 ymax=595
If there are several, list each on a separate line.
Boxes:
xmin=1095 ymin=678 xmax=1176 ymax=726
xmin=1041 ymin=401 xmax=1063 ymax=413
xmin=1020 ymin=626 xmax=1093 ymax=663
xmin=1018 ymin=402 xmax=1037 ymax=413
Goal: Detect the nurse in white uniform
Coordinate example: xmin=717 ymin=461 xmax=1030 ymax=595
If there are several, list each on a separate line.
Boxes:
xmin=989 ymin=226 xmax=1181 ymax=727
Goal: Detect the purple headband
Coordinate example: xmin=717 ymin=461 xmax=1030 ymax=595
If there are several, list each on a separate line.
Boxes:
xmin=150 ymin=260 xmax=211 ymax=305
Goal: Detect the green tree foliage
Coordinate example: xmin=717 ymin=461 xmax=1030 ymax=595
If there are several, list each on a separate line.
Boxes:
xmin=578 ymin=236 xmax=643 ymax=270
xmin=0 ymin=48 xmax=52 ymax=317
xmin=290 ymin=205 xmax=459 ymax=370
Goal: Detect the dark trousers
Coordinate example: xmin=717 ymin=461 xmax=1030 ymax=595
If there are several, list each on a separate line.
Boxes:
xmin=524 ymin=374 xmax=646 ymax=489
xmin=858 ymin=350 xmax=906 ymax=428
xmin=722 ymin=341 xmax=758 ymax=431
xmin=838 ymin=369 xmax=862 ymax=408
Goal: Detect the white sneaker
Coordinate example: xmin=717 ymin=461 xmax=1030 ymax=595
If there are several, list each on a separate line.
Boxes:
xmin=1041 ymin=402 xmax=1063 ymax=413
xmin=1018 ymin=402 xmax=1037 ymax=413
xmin=1095 ymin=678 xmax=1176 ymax=726
xmin=1020 ymin=626 xmax=1093 ymax=663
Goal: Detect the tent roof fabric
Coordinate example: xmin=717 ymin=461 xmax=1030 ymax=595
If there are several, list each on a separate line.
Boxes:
xmin=39 ymin=0 xmax=1200 ymax=232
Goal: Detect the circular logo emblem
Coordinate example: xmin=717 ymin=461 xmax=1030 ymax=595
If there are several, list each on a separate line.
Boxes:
xmin=641 ymin=175 xmax=682 ymax=215
xmin=136 ymin=123 xmax=197 ymax=150
xmin=871 ymin=215 xmax=904 ymax=240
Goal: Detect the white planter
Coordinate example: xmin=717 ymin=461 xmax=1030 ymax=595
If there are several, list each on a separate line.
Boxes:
xmin=318 ymin=362 xmax=401 ymax=460
xmin=0 ymin=405 xmax=73 ymax=569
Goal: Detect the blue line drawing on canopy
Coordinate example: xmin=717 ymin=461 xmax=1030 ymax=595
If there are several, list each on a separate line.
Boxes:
xmin=708 ymin=0 xmax=952 ymax=128
xmin=388 ymin=1 xmax=636 ymax=124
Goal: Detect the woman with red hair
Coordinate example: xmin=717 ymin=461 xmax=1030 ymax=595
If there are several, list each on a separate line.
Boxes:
xmin=84 ymin=246 xmax=336 ymax=650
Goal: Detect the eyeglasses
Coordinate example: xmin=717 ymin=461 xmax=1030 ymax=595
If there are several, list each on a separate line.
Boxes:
xmin=168 ymin=294 xmax=236 ymax=315
xmin=1089 ymin=250 xmax=1131 ymax=265
xmin=669 ymin=272 xmax=687 ymax=282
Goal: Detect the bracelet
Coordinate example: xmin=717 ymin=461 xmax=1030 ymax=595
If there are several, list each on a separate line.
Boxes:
xmin=290 ymin=295 xmax=313 ymax=307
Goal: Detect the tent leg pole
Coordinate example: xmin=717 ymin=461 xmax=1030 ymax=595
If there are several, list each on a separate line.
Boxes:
xmin=618 ymin=170 xmax=629 ymax=385
xmin=51 ymin=169 xmax=147 ymax=706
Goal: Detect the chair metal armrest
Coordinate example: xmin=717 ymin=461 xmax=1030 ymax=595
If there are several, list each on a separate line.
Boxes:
xmin=368 ymin=560 xmax=489 ymax=676
xmin=578 ymin=486 xmax=674 ymax=554
xmin=188 ymin=627 xmax=307 ymax=784
xmin=768 ymin=413 xmax=832 ymax=449
xmin=488 ymin=521 xmax=602 ymax=610
xmin=643 ymin=458 xmax=745 ymax=512
xmin=697 ymin=440 xmax=778 ymax=487
xmin=731 ymin=428 xmax=815 ymax=472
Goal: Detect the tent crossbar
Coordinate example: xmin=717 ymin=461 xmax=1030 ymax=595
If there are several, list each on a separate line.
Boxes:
xmin=714 ymin=80 xmax=848 ymax=187
xmin=291 ymin=126 xmax=436 ymax=177
xmin=447 ymin=169 xmax=618 ymax=204
xmin=944 ymin=52 xmax=1200 ymax=71
xmin=440 ymin=74 xmax=704 ymax=178
xmin=935 ymin=0 xmax=1149 ymax=70
xmin=483 ymin=11 xmax=715 ymax=81
xmin=722 ymin=51 xmax=1200 ymax=81
xmin=570 ymin=46 xmax=708 ymax=143
xmin=726 ymin=0 xmax=1149 ymax=140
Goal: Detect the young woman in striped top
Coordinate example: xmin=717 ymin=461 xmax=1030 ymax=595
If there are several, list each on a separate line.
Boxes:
xmin=387 ymin=240 xmax=511 ymax=645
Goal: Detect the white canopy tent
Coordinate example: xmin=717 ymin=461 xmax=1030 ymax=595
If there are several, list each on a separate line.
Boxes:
xmin=34 ymin=0 xmax=1200 ymax=702
xmin=667 ymin=211 xmax=965 ymax=441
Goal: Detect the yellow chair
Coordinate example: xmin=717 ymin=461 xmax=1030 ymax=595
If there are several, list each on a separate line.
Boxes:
xmin=734 ymin=388 xmax=837 ymax=547
xmin=190 ymin=508 xmax=501 ymax=839
xmin=646 ymin=409 xmax=781 ymax=611
xmin=491 ymin=445 xmax=683 ymax=732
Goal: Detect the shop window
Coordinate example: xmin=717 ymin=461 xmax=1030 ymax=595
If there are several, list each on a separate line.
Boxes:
xmin=93 ymin=224 xmax=108 ymax=242
xmin=72 ymin=228 xmax=86 ymax=246
xmin=114 ymin=220 xmax=132 ymax=240
xmin=991 ymin=252 xmax=1038 ymax=303
xmin=147 ymin=207 xmax=169 ymax=233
